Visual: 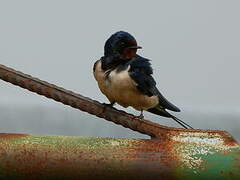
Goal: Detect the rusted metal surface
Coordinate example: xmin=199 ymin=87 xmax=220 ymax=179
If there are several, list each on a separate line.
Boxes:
xmin=0 ymin=64 xmax=238 ymax=142
xmin=0 ymin=133 xmax=239 ymax=180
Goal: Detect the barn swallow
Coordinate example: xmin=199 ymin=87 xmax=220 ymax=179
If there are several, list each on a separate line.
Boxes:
xmin=93 ymin=31 xmax=193 ymax=129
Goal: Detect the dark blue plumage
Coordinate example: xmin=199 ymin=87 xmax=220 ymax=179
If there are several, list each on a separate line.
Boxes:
xmin=101 ymin=31 xmax=142 ymax=71
xmin=94 ymin=31 xmax=193 ymax=129
xmin=126 ymin=55 xmax=181 ymax=113
xmin=104 ymin=31 xmax=141 ymax=56
xmin=101 ymin=31 xmax=126 ymax=71
xmin=128 ymin=55 xmax=155 ymax=96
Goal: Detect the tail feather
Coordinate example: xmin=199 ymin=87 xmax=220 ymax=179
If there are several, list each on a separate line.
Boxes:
xmin=170 ymin=115 xmax=194 ymax=129
xmin=147 ymin=106 xmax=193 ymax=129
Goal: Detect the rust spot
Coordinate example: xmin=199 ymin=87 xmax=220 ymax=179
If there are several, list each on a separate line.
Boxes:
xmin=223 ymin=136 xmax=239 ymax=146
xmin=0 ymin=133 xmax=29 ymax=139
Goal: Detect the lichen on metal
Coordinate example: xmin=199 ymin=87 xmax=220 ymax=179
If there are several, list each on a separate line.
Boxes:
xmin=0 ymin=133 xmax=239 ymax=179
xmin=174 ymin=143 xmax=240 ymax=179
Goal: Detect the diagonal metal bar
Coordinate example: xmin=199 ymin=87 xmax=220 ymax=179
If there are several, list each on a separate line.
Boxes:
xmin=0 ymin=64 xmax=237 ymax=142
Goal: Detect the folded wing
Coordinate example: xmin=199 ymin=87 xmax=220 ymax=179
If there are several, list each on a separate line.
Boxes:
xmin=128 ymin=55 xmax=180 ymax=112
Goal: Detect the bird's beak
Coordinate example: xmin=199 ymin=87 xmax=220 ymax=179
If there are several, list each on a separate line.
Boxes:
xmin=128 ymin=46 xmax=142 ymax=49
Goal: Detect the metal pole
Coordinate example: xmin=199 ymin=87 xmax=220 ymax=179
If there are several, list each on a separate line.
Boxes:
xmin=0 ymin=64 xmax=236 ymax=140
xmin=0 ymin=133 xmax=239 ymax=180
xmin=0 ymin=64 xmax=239 ymax=179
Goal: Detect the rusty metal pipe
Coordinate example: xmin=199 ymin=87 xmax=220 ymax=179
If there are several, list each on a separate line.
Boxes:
xmin=0 ymin=64 xmax=237 ymax=141
xmin=0 ymin=133 xmax=239 ymax=180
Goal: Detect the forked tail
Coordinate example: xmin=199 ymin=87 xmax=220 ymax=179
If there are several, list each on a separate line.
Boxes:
xmin=170 ymin=115 xmax=194 ymax=129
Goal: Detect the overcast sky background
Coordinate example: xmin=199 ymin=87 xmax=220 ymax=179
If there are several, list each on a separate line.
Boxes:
xmin=0 ymin=1 xmax=240 ymax=141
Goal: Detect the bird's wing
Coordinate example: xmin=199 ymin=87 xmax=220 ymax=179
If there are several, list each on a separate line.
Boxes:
xmin=128 ymin=55 xmax=180 ymax=112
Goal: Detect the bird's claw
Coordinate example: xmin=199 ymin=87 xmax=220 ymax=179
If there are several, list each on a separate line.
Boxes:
xmin=134 ymin=114 xmax=144 ymax=120
xmin=101 ymin=102 xmax=115 ymax=113
xmin=102 ymin=102 xmax=114 ymax=107
xmin=133 ymin=111 xmax=144 ymax=121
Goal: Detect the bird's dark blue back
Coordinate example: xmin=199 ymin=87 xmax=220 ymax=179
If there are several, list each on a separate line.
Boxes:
xmin=127 ymin=55 xmax=157 ymax=97
xmin=127 ymin=55 xmax=181 ymax=112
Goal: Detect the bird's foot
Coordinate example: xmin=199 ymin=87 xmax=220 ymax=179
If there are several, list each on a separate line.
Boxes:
xmin=134 ymin=114 xmax=144 ymax=120
xmin=133 ymin=110 xmax=144 ymax=121
xmin=101 ymin=102 xmax=115 ymax=113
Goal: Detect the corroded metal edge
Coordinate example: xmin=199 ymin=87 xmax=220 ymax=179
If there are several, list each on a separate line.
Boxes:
xmin=0 ymin=133 xmax=239 ymax=180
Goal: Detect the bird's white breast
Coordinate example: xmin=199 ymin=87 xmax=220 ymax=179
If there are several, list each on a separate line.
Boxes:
xmin=93 ymin=60 xmax=159 ymax=110
xmin=93 ymin=60 xmax=115 ymax=103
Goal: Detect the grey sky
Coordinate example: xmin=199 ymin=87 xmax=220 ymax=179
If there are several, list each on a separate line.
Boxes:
xmin=0 ymin=1 xmax=240 ymax=138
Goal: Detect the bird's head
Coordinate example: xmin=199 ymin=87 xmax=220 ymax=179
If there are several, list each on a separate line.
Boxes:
xmin=104 ymin=31 xmax=142 ymax=60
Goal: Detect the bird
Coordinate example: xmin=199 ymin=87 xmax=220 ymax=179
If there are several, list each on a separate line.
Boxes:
xmin=93 ymin=31 xmax=193 ymax=129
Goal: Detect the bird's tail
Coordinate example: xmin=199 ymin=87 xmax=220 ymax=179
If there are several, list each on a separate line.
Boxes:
xmin=147 ymin=106 xmax=193 ymax=129
xmin=170 ymin=115 xmax=193 ymax=129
